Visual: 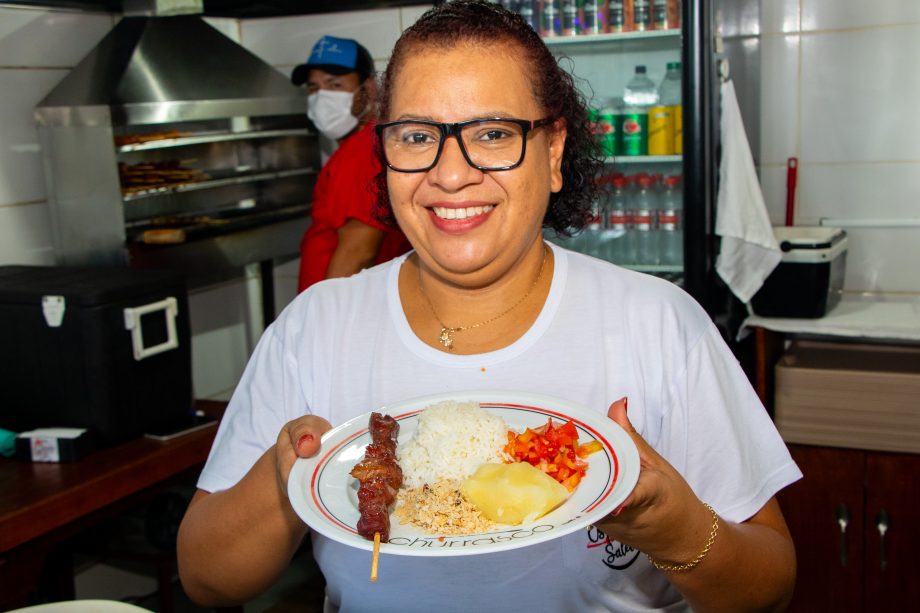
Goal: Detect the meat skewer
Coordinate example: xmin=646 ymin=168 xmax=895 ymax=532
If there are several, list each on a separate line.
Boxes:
xmin=350 ymin=412 xmax=402 ymax=581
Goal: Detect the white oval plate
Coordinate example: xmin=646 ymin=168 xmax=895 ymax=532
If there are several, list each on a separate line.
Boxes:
xmin=288 ymin=390 xmax=639 ymax=556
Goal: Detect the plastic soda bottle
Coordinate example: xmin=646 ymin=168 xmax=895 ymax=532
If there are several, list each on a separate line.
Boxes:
xmin=605 ymin=174 xmax=631 ymax=263
xmin=624 ymin=65 xmax=659 ymax=106
xmin=632 ymin=175 xmax=659 ymax=265
xmin=584 ymin=178 xmax=606 ymax=257
xmin=621 ymin=66 xmax=657 ymax=156
xmin=658 ymin=174 xmax=683 ymax=266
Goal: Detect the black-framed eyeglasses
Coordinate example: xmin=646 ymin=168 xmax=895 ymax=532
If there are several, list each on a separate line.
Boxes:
xmin=375 ymin=117 xmax=554 ymax=173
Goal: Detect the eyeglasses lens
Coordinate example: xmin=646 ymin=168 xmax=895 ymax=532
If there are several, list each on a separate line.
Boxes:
xmin=381 ymin=120 xmax=526 ymax=171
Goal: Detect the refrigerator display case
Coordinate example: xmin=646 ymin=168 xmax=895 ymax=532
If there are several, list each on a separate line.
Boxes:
xmin=535 ymin=0 xmax=719 ymax=313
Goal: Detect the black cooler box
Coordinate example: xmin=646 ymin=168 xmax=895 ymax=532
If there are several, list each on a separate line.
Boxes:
xmin=0 ymin=266 xmax=193 ymax=446
xmin=750 ymin=226 xmax=848 ymax=318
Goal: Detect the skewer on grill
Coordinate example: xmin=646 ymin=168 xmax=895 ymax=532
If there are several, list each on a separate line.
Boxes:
xmin=350 ymin=412 xmax=402 ymax=582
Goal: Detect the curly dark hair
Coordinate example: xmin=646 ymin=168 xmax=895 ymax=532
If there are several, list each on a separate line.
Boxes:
xmin=373 ymin=0 xmax=603 ymax=236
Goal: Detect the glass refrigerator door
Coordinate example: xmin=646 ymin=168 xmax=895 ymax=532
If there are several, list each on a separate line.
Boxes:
xmin=535 ymin=1 xmax=685 ymax=285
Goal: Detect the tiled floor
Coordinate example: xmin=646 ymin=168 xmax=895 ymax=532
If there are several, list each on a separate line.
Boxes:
xmin=67 ymin=482 xmax=326 ymax=613
xmin=74 ymin=544 xmax=325 ymax=613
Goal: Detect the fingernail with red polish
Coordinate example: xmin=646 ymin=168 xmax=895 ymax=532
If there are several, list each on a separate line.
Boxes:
xmin=624 ymin=397 xmax=628 ymax=413
xmin=612 ymin=505 xmax=627 ymax=517
xmin=297 ymin=433 xmax=314 ymax=448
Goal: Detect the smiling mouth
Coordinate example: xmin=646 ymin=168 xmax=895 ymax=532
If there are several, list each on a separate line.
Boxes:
xmin=430 ymin=205 xmax=494 ymax=220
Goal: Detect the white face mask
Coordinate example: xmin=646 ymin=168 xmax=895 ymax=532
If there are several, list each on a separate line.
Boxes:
xmin=307 ymin=89 xmax=359 ymax=141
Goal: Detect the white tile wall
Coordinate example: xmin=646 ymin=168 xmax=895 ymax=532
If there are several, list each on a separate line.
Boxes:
xmin=203 ymin=16 xmax=240 ymax=42
xmin=800 ymin=25 xmax=920 ymax=164
xmin=239 ymin=9 xmax=405 ymax=73
xmin=399 ymin=5 xmax=433 ymax=29
xmin=0 ymin=8 xmax=113 ymax=67
xmin=759 ymin=33 xmax=799 ymax=166
xmin=0 ymin=68 xmax=70 ymax=206
xmin=838 ymin=229 xmax=920 ymax=293
xmin=802 ymin=0 xmax=920 ymax=32
xmin=757 ymin=164 xmax=791 ymax=226
xmin=761 ymin=0 xmax=799 ymax=34
xmin=273 ymin=258 xmax=300 ymax=316
xmin=798 ymin=163 xmax=920 ymax=221
xmin=758 ymin=0 xmax=920 ymax=295
xmin=188 ymin=277 xmax=262 ymax=400
xmin=0 ymin=202 xmax=56 ymax=265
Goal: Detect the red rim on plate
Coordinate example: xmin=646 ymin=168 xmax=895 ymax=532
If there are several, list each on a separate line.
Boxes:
xmin=288 ymin=391 xmax=639 ymax=556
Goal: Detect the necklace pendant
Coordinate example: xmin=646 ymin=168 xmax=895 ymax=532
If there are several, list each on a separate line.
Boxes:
xmin=438 ymin=326 xmax=455 ymax=350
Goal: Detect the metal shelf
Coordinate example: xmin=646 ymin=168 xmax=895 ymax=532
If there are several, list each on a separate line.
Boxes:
xmin=122 ymin=166 xmax=316 ymax=201
xmin=606 ymin=155 xmax=682 ymax=164
xmin=626 ymin=264 xmax=684 ymax=274
xmin=117 ymin=128 xmax=313 ymax=153
xmin=542 ymin=29 xmax=680 ymax=46
xmin=543 ymin=29 xmax=680 ymax=56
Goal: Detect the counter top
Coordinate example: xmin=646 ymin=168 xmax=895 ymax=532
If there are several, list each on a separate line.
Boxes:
xmin=0 ymin=400 xmax=224 ymax=553
xmin=742 ymin=293 xmax=920 ymax=342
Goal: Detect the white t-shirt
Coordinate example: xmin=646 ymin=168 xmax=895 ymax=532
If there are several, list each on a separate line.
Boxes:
xmin=198 ymin=243 xmax=802 ymax=612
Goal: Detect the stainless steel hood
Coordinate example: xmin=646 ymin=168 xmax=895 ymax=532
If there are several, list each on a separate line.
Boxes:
xmin=36 ymin=13 xmax=305 ymax=127
xmin=33 ymin=0 xmax=317 ymax=288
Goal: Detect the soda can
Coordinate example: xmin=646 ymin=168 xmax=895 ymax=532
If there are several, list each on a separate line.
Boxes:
xmin=541 ymin=0 xmax=561 ymax=37
xmin=619 ymin=111 xmax=648 ymax=156
xmin=581 ymin=0 xmax=602 ymax=35
xmin=561 ymin=0 xmax=578 ymax=36
xmin=634 ymin=0 xmax=652 ymax=31
xmin=647 ymin=105 xmax=674 ymax=155
xmin=588 ymin=107 xmax=601 ymax=152
xmin=653 ymin=0 xmax=669 ymax=30
xmin=518 ymin=1 xmax=538 ymax=31
xmin=599 ymin=109 xmax=617 ymax=156
xmin=672 ymin=104 xmax=683 ymax=154
xmin=607 ymin=0 xmax=625 ymax=33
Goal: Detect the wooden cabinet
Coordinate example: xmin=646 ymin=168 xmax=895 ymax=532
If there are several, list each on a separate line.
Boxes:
xmin=778 ymin=444 xmax=920 ymax=611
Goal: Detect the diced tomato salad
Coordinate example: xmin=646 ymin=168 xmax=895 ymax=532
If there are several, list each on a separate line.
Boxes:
xmin=504 ymin=418 xmax=603 ymax=491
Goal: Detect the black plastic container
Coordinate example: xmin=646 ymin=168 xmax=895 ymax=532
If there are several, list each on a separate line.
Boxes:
xmin=750 ymin=227 xmax=848 ymax=318
xmin=0 ymin=266 xmax=193 ymax=446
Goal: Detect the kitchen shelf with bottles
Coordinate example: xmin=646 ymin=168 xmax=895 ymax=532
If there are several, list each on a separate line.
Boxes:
xmin=542 ymin=23 xmax=683 ymax=279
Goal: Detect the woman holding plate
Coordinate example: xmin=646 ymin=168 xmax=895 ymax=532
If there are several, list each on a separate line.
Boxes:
xmin=177 ymin=2 xmax=801 ymax=611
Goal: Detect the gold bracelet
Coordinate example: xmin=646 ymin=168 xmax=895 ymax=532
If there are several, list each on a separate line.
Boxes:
xmin=647 ymin=503 xmax=720 ymax=573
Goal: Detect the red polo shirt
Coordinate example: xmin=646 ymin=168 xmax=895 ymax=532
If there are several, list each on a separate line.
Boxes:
xmin=298 ymin=122 xmax=412 ymax=292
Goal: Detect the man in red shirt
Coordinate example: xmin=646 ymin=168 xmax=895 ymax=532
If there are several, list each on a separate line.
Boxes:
xmin=291 ymin=36 xmax=411 ymax=292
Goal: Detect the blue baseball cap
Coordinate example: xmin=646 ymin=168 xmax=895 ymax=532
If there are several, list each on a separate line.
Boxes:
xmin=291 ymin=35 xmax=375 ymax=85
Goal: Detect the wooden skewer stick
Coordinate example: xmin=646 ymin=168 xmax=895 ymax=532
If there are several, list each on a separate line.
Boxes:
xmin=370 ymin=532 xmax=381 ymax=582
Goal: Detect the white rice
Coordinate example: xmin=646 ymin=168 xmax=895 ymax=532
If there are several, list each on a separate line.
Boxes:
xmin=398 ymin=400 xmax=508 ymax=489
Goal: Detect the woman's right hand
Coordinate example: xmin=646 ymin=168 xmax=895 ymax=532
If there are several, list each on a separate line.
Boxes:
xmin=274 ymin=415 xmax=332 ymax=494
xmin=599 ymin=398 xmax=714 ymax=566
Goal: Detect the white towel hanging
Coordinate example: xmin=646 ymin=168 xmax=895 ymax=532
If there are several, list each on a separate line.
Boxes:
xmin=714 ymin=79 xmax=782 ymax=304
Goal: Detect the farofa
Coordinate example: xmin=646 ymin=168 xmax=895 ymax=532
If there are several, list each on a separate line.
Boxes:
xmin=395 ymin=480 xmax=495 ymax=535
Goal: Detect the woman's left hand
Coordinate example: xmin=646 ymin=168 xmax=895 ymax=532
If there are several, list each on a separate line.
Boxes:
xmin=598 ymin=397 xmax=716 ymax=565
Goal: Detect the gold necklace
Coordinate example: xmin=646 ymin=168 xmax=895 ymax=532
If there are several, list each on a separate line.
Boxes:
xmin=418 ymin=246 xmax=548 ymax=351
